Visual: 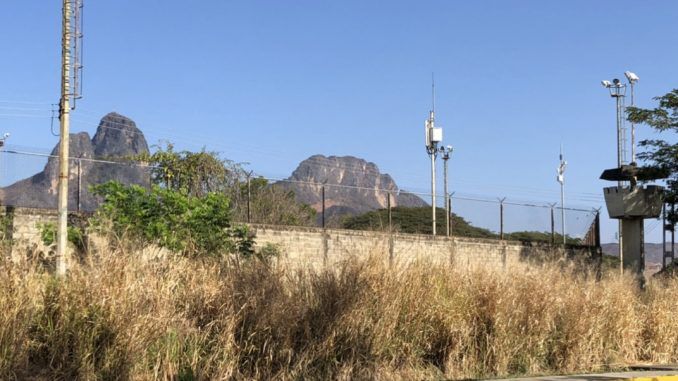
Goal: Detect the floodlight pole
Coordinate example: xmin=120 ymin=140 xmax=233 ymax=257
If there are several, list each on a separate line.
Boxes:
xmin=604 ymin=80 xmax=627 ymax=273
xmin=613 ymin=83 xmax=625 ymax=273
xmin=629 ymin=80 xmax=636 ymax=163
xmin=557 ymin=145 xmax=567 ymax=245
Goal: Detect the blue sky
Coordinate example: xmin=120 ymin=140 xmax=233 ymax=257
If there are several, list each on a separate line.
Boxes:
xmin=1 ymin=1 xmax=677 ymax=242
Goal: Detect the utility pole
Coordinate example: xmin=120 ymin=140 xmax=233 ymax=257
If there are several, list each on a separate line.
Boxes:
xmin=56 ymin=0 xmax=83 ymax=276
xmin=56 ymin=0 xmax=73 ymax=276
xmin=557 ymin=145 xmax=567 ymax=245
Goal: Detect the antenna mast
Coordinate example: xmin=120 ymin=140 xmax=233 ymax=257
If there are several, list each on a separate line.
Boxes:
xmin=425 ymin=73 xmax=442 ymax=236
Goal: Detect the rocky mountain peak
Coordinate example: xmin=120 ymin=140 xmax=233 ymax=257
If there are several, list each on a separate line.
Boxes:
xmin=1 ymin=112 xmax=150 ymax=211
xmin=282 ymin=154 xmax=427 ymax=221
xmin=92 ymin=112 xmax=148 ymax=158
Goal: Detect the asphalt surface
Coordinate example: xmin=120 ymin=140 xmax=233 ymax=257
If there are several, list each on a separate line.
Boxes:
xmin=487 ymin=365 xmax=678 ymax=381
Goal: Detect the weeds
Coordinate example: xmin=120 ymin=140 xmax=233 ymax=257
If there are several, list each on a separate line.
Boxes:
xmin=0 ymin=248 xmax=677 ymax=380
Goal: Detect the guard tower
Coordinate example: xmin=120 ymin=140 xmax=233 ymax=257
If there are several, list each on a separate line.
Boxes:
xmin=600 ymin=75 xmax=665 ymax=277
xmin=600 ymin=165 xmax=663 ymax=274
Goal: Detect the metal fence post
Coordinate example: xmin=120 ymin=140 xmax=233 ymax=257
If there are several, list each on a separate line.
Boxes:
xmin=246 ymin=175 xmax=251 ymax=223
xmin=447 ymin=195 xmax=452 ymax=237
xmin=499 ymin=197 xmax=506 ymax=240
xmin=77 ymin=158 xmax=82 ymax=212
xmin=594 ymin=209 xmax=601 ymax=248
xmin=550 ymin=203 xmax=555 ymax=245
xmin=387 ymin=191 xmax=392 ymax=232
xmin=321 ymin=184 xmax=326 ymax=229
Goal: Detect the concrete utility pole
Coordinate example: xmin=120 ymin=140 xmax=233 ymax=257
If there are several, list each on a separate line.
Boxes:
xmin=56 ymin=0 xmax=83 ymax=275
xmin=56 ymin=0 xmax=73 ymax=276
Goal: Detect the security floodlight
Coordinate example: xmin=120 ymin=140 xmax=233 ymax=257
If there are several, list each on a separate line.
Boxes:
xmin=625 ymin=71 xmax=639 ymax=83
xmin=3 ymin=133 xmax=9 ymax=139
xmin=601 ymin=80 xmax=612 ymax=88
xmin=613 ymin=78 xmax=621 ymax=86
xmin=446 ymin=145 xmax=452 ymax=151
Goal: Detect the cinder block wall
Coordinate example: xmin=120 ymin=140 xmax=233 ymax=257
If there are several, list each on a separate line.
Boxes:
xmin=1 ymin=207 xmax=58 ymax=257
xmin=250 ymin=224 xmax=598 ymax=270
xmin=0 ymin=207 xmax=598 ymax=269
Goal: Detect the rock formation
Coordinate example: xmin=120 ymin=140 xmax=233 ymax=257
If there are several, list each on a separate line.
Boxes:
xmin=1 ymin=112 xmax=150 ymax=211
xmin=279 ymin=155 xmax=427 ymax=221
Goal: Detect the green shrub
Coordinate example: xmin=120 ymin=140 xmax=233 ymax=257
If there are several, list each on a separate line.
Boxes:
xmin=92 ymin=181 xmax=253 ymax=257
xmin=37 ymin=222 xmax=86 ymax=252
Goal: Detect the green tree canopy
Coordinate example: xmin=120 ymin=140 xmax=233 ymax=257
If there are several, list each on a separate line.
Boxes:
xmin=134 ymin=142 xmax=315 ymax=226
xmin=136 ymin=142 xmax=239 ymax=197
xmin=342 ymin=206 xmax=496 ymax=238
xmin=628 ymin=89 xmax=678 ymax=221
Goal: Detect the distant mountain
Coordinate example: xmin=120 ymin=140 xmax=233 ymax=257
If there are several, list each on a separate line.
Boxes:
xmin=1 ymin=112 xmax=150 ymax=211
xmin=601 ymin=242 xmax=669 ymax=265
xmin=279 ymin=155 xmax=427 ymax=223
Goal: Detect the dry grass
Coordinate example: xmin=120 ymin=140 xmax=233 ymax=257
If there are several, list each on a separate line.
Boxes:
xmin=1 ymin=247 xmax=678 ymax=380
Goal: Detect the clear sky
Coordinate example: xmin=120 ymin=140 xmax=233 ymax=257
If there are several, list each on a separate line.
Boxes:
xmin=1 ymin=1 xmax=677 ymax=242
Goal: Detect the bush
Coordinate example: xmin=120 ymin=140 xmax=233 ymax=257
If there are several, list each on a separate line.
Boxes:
xmin=92 ymin=181 xmax=253 ymax=257
xmin=38 ymin=222 xmax=86 ymax=252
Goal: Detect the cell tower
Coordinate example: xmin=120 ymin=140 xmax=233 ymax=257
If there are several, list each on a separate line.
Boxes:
xmin=425 ymin=76 xmax=443 ymax=235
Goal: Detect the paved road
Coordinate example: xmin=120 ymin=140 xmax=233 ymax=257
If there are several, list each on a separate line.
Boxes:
xmin=488 ymin=365 xmax=678 ymax=381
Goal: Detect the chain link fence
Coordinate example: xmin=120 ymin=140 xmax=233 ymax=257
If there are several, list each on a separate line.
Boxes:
xmin=0 ymin=149 xmax=600 ymax=246
xmin=0 ymin=149 xmax=153 ymax=211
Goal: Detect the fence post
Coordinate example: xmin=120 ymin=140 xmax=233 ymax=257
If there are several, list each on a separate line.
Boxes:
xmin=387 ymin=191 xmax=392 ymax=232
xmin=550 ymin=204 xmax=555 ymax=245
xmin=246 ymin=175 xmax=251 ymax=223
xmin=594 ymin=209 xmax=601 ymax=248
xmin=321 ymin=184 xmax=326 ymax=229
xmin=448 ymin=195 xmax=452 ymax=237
xmin=499 ymin=197 xmax=506 ymax=240
xmin=77 ymin=158 xmax=82 ymax=212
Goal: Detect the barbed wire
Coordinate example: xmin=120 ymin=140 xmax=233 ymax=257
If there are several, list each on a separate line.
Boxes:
xmin=0 ymin=149 xmax=598 ymax=213
xmin=0 ymin=107 xmax=607 ymax=204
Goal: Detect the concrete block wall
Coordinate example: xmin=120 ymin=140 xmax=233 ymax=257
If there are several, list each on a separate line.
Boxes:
xmin=1 ymin=207 xmax=58 ymax=257
xmin=250 ymin=224 xmax=597 ymax=270
xmin=0 ymin=207 xmax=598 ymax=270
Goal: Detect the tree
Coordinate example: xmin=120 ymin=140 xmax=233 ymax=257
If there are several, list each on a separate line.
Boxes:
xmin=342 ymin=206 xmax=496 ymax=238
xmin=136 ymin=142 xmax=316 ymax=226
xmin=233 ymin=177 xmax=317 ymax=226
xmin=136 ymin=142 xmax=238 ymax=197
xmin=91 ymin=181 xmax=253 ymax=257
xmin=627 ymin=89 xmax=678 ymax=222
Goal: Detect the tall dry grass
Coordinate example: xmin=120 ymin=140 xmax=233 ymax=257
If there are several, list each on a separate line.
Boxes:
xmin=1 ymin=247 xmax=678 ymax=380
